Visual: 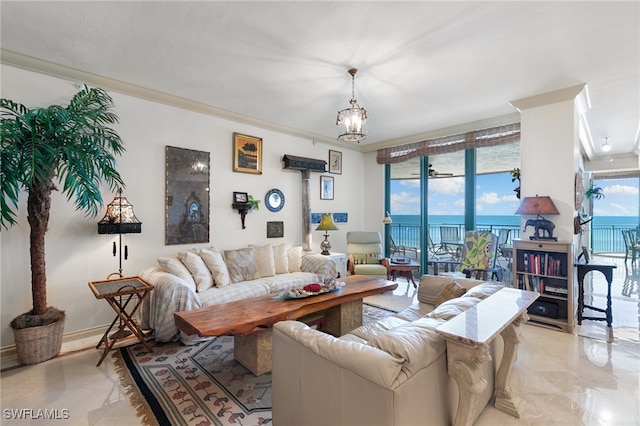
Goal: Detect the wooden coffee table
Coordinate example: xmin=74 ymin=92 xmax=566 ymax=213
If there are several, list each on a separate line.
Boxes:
xmin=174 ymin=275 xmax=397 ymax=375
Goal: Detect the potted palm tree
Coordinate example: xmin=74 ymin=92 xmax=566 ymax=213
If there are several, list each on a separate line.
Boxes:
xmin=1 ymin=86 xmax=125 ymax=364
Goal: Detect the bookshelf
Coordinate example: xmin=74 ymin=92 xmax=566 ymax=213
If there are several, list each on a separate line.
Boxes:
xmin=512 ymin=240 xmax=575 ymax=332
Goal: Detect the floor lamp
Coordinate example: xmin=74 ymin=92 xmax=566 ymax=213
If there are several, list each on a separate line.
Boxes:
xmin=97 ymin=189 xmax=142 ymax=277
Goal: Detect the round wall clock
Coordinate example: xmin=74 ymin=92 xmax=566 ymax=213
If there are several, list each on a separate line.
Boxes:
xmin=265 ymin=188 xmax=285 ymax=212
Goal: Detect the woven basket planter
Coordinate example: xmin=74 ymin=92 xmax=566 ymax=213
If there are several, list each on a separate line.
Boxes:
xmin=13 ymin=317 xmax=65 ymax=364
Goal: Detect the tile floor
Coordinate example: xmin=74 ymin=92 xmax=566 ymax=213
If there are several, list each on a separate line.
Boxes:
xmin=1 ymin=255 xmax=638 ymax=425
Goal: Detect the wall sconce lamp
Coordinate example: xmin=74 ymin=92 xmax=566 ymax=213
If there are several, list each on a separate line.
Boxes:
xmin=315 ymin=213 xmax=339 ymax=255
xmin=515 ymin=195 xmax=559 ymax=241
xmin=98 ymin=189 xmax=142 ymax=277
xmin=383 ymin=211 xmax=393 ymax=224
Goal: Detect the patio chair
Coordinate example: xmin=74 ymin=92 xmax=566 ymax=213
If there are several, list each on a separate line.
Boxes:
xmin=428 ymin=230 xmax=502 ymax=281
xmin=622 ymin=229 xmax=640 ymax=265
xmin=496 ymin=229 xmax=512 ymax=263
xmin=389 ymin=235 xmax=418 ymax=259
xmin=435 ymin=226 xmax=463 ymax=258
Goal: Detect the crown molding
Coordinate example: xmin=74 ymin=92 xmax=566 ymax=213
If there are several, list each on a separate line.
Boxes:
xmin=1 ymin=49 xmax=350 ymax=148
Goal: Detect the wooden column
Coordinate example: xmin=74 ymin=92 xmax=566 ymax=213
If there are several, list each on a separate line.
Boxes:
xmin=302 ymin=169 xmax=312 ymax=251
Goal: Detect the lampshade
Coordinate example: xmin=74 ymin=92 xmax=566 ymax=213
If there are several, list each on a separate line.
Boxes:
xmin=383 ymin=211 xmax=392 ymax=224
xmin=336 ymin=68 xmax=367 ymax=143
xmin=98 ymin=192 xmax=142 ymax=234
xmin=515 ymin=196 xmax=559 ymax=216
xmin=315 ymin=214 xmax=339 ymax=231
xmin=316 ymin=214 xmax=338 ymax=255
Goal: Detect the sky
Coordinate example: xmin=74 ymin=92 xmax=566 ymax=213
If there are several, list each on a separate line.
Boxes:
xmin=390 ymin=173 xmax=639 ymax=217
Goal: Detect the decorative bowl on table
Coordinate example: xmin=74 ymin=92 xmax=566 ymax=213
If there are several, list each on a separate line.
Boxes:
xmin=274 ymin=278 xmax=345 ymax=300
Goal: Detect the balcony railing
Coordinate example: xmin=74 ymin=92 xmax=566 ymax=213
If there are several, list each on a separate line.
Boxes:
xmin=388 ymin=223 xmax=521 ymax=258
xmin=388 ymin=222 xmax=637 ymax=255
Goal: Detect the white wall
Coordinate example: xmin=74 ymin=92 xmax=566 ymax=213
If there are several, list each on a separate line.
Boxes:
xmin=1 ymin=65 xmax=377 ymax=348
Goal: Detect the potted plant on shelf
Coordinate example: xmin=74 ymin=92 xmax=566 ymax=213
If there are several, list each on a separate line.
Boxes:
xmin=510 ymin=167 xmax=521 ymax=199
xmin=1 ymin=86 xmax=126 ymax=364
xmin=247 ymin=195 xmax=261 ymax=210
xmin=585 ymin=184 xmax=605 ymax=200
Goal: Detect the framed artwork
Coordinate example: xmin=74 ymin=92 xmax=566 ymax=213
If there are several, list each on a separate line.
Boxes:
xmin=233 ymin=132 xmax=262 ymax=174
xmin=267 ymin=221 xmax=284 ymax=238
xmin=328 ymin=150 xmax=342 ymax=174
xmin=311 ymin=212 xmax=348 ymax=224
xmin=320 ymin=175 xmax=334 ymax=200
xmin=233 ymin=191 xmax=248 ymax=203
xmin=165 ymin=146 xmax=210 ymax=245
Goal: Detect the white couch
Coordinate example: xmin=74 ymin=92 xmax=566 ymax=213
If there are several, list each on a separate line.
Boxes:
xmin=272 ymin=274 xmax=506 ymax=426
xmin=138 ymin=244 xmax=337 ymax=343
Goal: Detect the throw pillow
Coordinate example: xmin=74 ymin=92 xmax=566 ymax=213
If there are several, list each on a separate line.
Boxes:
xmin=157 ymin=256 xmax=197 ymax=292
xmin=428 ymin=297 xmax=482 ymax=321
xmin=435 ymin=281 xmax=467 ymax=306
xmin=249 ymin=244 xmax=276 ymax=278
xmin=273 ymin=243 xmax=290 ymax=274
xmin=178 ymin=251 xmax=214 ymax=292
xmin=287 ymin=246 xmax=303 ymax=272
xmin=198 ymin=248 xmax=231 ymax=287
xmin=224 ymin=247 xmax=259 ymax=283
xmin=463 ymin=283 xmax=505 ymax=300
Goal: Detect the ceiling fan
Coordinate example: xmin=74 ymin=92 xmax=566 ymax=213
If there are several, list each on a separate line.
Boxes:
xmin=428 ymin=164 xmax=454 ymax=178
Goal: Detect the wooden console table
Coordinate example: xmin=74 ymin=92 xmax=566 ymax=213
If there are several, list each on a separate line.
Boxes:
xmin=436 ymin=288 xmax=539 ymax=426
xmin=88 ymin=276 xmax=154 ymax=366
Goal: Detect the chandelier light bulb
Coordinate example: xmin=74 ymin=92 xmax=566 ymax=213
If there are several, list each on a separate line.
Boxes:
xmin=601 ymin=137 xmax=612 ymax=152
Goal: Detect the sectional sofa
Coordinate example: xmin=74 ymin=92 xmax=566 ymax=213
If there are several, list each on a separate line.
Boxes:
xmin=272 ymin=274 xmax=507 ymax=426
xmin=137 ymin=244 xmax=337 ymax=343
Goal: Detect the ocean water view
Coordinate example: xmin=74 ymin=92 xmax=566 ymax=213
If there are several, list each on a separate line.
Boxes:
xmin=389 ymin=215 xmax=639 ymax=253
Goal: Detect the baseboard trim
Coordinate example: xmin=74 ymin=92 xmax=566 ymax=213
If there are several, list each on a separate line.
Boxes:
xmin=1 ymin=324 xmax=109 ymax=362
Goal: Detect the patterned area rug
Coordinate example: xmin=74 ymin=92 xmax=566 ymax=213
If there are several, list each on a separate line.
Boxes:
xmin=114 ymin=304 xmax=396 ymax=426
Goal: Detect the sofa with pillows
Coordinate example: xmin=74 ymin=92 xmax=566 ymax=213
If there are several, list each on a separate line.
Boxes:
xmin=272 ymin=274 xmax=506 ymax=426
xmin=137 ymin=243 xmax=337 ymax=343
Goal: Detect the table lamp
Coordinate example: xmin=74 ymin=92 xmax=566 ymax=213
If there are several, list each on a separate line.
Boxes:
xmin=316 ymin=213 xmax=339 ymax=255
xmin=515 ymin=195 xmax=559 ymax=241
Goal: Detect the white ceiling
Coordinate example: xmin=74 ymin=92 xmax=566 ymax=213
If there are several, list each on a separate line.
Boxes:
xmin=1 ymin=1 xmax=639 ymax=169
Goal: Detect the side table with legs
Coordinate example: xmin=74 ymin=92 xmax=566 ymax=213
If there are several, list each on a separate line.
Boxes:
xmin=575 ymin=262 xmax=617 ymax=327
xmin=389 ymin=259 xmax=421 ymax=288
xmin=88 ymin=276 xmax=154 ymax=366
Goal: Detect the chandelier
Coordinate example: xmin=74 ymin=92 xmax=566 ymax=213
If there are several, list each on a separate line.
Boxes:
xmin=336 ymin=68 xmax=367 ymax=143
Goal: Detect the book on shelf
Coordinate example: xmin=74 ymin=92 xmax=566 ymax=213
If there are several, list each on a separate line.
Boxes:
xmin=521 ymin=251 xmax=566 ymax=277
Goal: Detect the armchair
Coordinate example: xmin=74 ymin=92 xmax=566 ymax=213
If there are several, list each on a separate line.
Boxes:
xmin=428 ymin=230 xmax=502 ymax=281
xmin=346 ymin=231 xmax=390 ymax=279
